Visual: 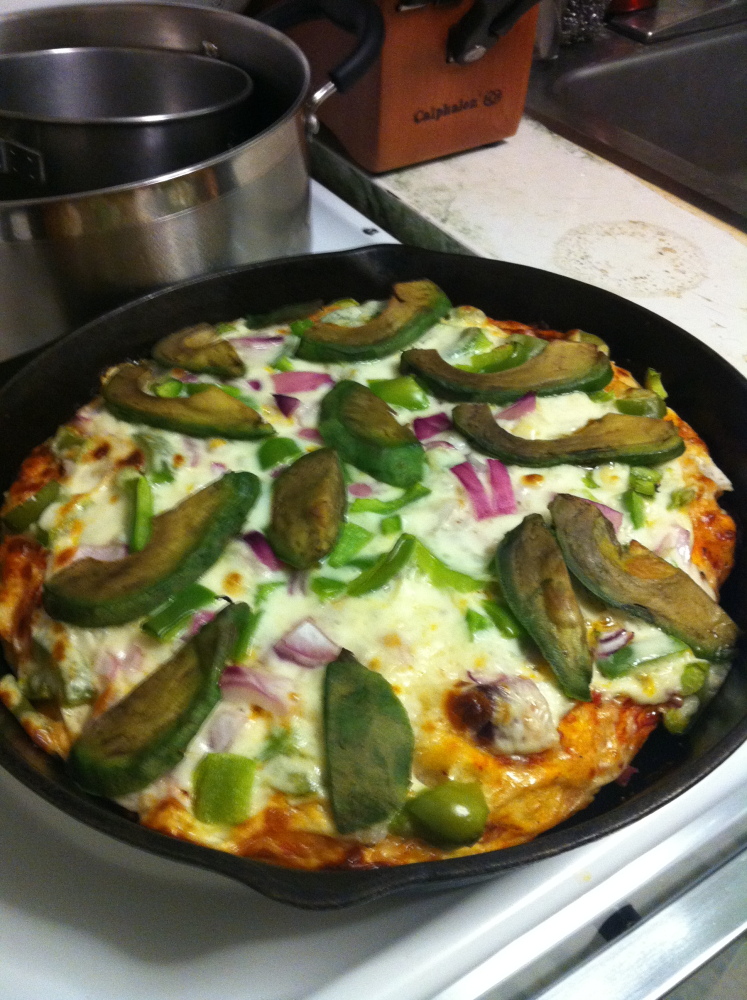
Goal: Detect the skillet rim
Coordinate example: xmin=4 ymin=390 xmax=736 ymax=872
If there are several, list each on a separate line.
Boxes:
xmin=0 ymin=243 xmax=744 ymax=910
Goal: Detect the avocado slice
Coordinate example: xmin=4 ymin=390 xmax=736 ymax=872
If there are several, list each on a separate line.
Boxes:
xmin=66 ymin=603 xmax=244 ymax=797
xmin=550 ymin=493 xmax=738 ymax=662
xmin=496 ymin=514 xmax=593 ymax=701
xmin=102 ymin=363 xmax=274 ymax=440
xmin=453 ymin=407 xmax=685 ymax=467
xmin=401 ymin=340 xmax=612 ymax=404
xmin=319 ymin=381 xmax=425 ymax=488
xmin=43 ymin=471 xmax=259 ymax=627
xmin=267 ymin=448 xmax=346 ymax=569
xmin=324 ymin=649 xmax=414 ymax=834
xmin=152 ymin=323 xmax=246 ymax=379
xmin=295 ymin=280 xmax=451 ymax=362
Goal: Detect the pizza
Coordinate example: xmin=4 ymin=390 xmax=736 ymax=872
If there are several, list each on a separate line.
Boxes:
xmin=0 ymin=281 xmax=738 ymax=871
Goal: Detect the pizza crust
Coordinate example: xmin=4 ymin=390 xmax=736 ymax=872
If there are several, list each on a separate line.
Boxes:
xmin=0 ymin=309 xmax=736 ymax=871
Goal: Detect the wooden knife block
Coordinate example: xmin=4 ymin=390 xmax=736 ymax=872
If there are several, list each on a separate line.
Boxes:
xmin=288 ymin=1 xmax=538 ymax=173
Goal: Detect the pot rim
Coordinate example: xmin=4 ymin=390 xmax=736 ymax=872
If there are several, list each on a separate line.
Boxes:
xmin=0 ymin=1 xmax=311 ymax=208
xmin=0 ymin=45 xmax=254 ymax=125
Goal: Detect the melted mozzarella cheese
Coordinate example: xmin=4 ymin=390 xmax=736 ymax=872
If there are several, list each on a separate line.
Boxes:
xmin=30 ymin=304 xmax=729 ymax=822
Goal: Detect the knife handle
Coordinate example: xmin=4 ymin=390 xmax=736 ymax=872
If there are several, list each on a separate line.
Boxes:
xmin=447 ymin=0 xmax=540 ymax=64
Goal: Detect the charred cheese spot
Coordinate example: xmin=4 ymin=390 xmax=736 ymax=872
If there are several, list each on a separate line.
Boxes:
xmin=116 ymin=448 xmax=146 ymax=470
xmin=222 ymin=571 xmax=244 ymax=597
xmin=90 ymin=442 xmax=112 ymax=461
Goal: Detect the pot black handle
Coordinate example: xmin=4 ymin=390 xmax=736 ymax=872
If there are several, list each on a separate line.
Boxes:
xmin=257 ymin=0 xmax=385 ymax=94
xmin=446 ymin=0 xmax=539 ymax=65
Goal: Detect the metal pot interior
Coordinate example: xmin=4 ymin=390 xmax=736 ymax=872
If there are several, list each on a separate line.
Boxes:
xmin=0 ymin=46 xmax=253 ymax=123
xmin=0 ymin=2 xmax=311 ymax=194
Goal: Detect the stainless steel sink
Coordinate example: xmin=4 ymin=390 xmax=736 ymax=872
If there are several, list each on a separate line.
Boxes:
xmin=525 ymin=20 xmax=747 ymax=218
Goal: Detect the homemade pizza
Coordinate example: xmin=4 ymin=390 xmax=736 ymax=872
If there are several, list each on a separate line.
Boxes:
xmin=0 ymin=281 xmax=738 ymax=870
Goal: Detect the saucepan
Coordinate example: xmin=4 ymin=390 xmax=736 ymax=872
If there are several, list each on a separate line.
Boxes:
xmin=0 ymin=244 xmax=745 ymax=909
xmin=0 ymin=45 xmax=254 ymax=195
xmin=0 ymin=0 xmax=384 ymax=363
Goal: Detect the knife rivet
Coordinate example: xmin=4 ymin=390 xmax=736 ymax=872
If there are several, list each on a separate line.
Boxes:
xmin=462 ymin=44 xmax=487 ymax=62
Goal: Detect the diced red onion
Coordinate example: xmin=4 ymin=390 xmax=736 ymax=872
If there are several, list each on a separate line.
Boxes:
xmin=273 ymin=618 xmax=341 ymax=668
xmin=467 ymin=673 xmax=559 ymax=755
xmin=205 ymin=704 xmax=247 ymax=752
xmin=656 ymin=526 xmax=691 ymax=563
xmin=248 ymin=379 xmax=262 ymax=391
xmin=450 ymin=462 xmax=494 ymax=520
xmin=595 ymin=627 xmax=633 ymax=658
xmin=211 ymin=462 xmax=227 ymax=476
xmin=495 ymin=394 xmax=536 ymax=420
xmin=230 ymin=335 xmax=285 ymax=348
xmin=186 ymin=610 xmax=216 ymax=638
xmin=615 ymin=765 xmax=639 ymax=787
xmin=575 ymin=497 xmax=623 ymax=533
xmin=592 ymin=501 xmax=623 ymax=533
xmin=71 ymin=410 xmax=94 ymax=430
xmin=424 ymin=439 xmax=457 ymax=451
xmin=72 ymin=543 xmax=128 ymax=564
xmin=178 ymin=371 xmax=200 ymax=383
xmin=348 ymin=483 xmax=373 ymax=498
xmin=243 ymin=531 xmax=284 ymax=571
xmin=181 ymin=436 xmax=201 ymax=468
xmin=271 ymin=371 xmax=334 ymax=393
xmin=413 ymin=412 xmax=451 ymax=441
xmin=487 ymin=458 xmax=517 ymax=515
xmin=273 ymin=393 xmax=301 ymax=417
xmin=96 ymin=643 xmax=143 ymax=680
xmin=298 ymin=428 xmax=323 ymax=442
xmin=220 ymin=665 xmax=293 ymax=715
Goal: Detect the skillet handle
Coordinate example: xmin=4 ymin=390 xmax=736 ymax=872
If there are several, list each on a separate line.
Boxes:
xmin=257 ymin=0 xmax=385 ymax=94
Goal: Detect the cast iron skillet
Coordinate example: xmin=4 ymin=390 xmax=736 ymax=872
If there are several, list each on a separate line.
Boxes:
xmin=0 ymin=245 xmax=744 ymax=909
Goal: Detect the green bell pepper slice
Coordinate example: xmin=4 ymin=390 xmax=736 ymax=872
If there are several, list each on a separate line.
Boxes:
xmin=311 ymin=576 xmax=348 ymax=602
xmin=142 ymin=583 xmax=217 ymax=642
xmin=465 ymin=609 xmax=490 ymax=640
xmin=347 ymin=533 xmax=484 ymax=597
xmin=367 ymin=376 xmax=430 ymax=411
xmin=128 ymin=475 xmax=154 ymax=553
xmin=349 ymin=482 xmax=431 ymax=516
xmin=193 ymin=753 xmax=256 ymax=825
xmin=257 ymin=437 xmax=303 ymax=470
xmin=623 ymin=488 xmax=648 ymax=528
xmin=380 ymin=514 xmax=403 ymax=535
xmin=668 ymin=487 xmax=696 ymax=510
xmin=629 ymin=466 xmax=662 ymax=497
xmin=347 ymin=534 xmax=416 ymax=596
xmin=481 ymin=599 xmax=526 ymax=639
xmin=328 ymin=522 xmax=375 ymax=568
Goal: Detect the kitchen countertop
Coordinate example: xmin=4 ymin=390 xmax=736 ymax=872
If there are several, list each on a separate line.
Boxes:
xmin=310 ymin=114 xmax=747 ymax=378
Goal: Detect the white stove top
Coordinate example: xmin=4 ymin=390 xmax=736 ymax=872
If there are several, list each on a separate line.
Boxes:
xmin=0 ymin=183 xmax=744 ymax=1000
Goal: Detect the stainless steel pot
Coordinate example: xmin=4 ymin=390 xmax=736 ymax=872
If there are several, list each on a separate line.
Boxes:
xmin=0 ymin=0 xmax=384 ymax=362
xmin=0 ymin=46 xmax=254 ymax=196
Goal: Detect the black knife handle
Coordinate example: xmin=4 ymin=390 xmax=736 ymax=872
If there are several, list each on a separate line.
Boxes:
xmin=447 ymin=0 xmax=539 ymax=64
